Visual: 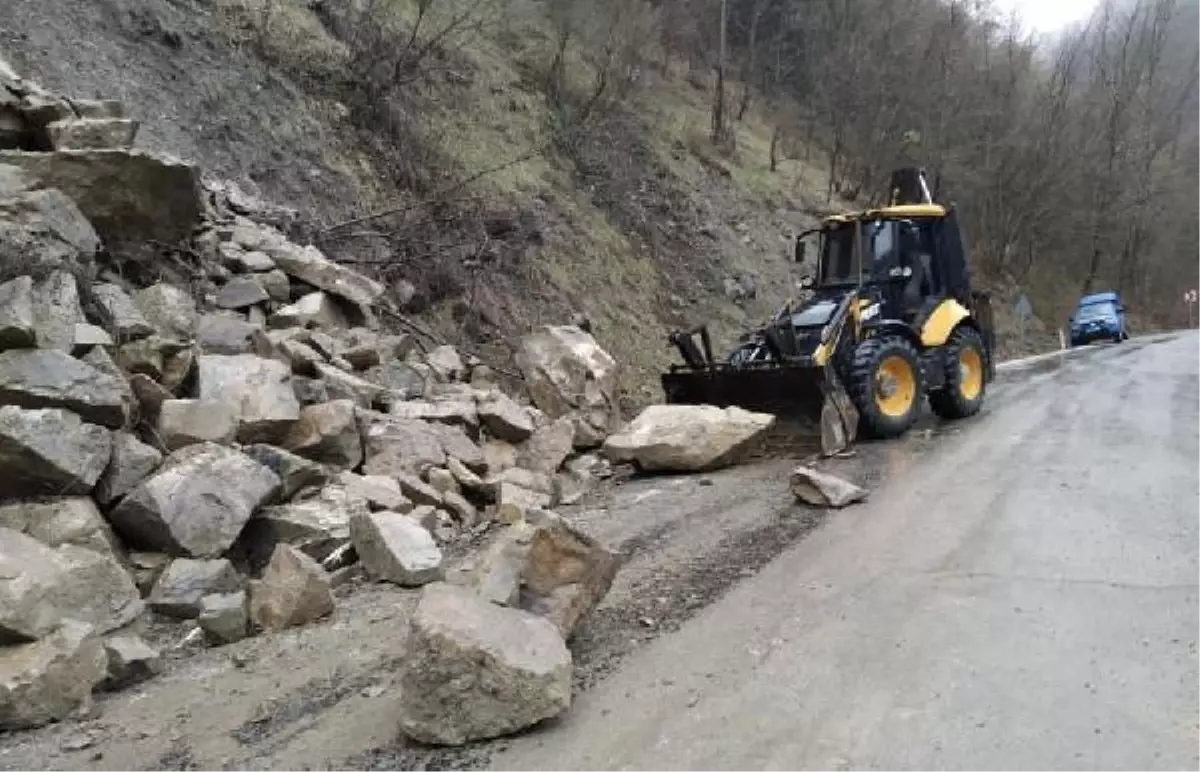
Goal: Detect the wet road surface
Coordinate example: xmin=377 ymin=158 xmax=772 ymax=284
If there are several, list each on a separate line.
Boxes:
xmin=495 ymin=333 xmax=1199 ymax=770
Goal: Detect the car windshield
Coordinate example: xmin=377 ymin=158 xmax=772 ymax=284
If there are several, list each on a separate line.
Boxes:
xmin=1077 ymin=302 xmax=1115 ymax=321
xmin=820 ymin=220 xmax=897 ymax=285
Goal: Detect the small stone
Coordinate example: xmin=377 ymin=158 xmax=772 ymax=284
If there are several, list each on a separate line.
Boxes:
xmin=789 ymin=466 xmax=867 ymax=508
xmin=133 ymin=283 xmax=196 ymax=340
xmin=99 ymin=635 xmax=161 ymax=691
xmin=281 ymin=399 xmax=363 ymax=469
xmin=349 ymin=511 xmax=444 ymax=586
xmin=147 ymin=558 xmax=243 ymax=619
xmin=248 ymin=544 xmax=335 ymax=630
xmin=198 ymin=591 xmax=249 ymax=645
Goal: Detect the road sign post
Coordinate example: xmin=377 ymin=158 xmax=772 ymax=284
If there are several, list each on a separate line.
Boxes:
xmin=1013 ymin=292 xmax=1032 ymax=349
xmin=1185 ymin=289 xmax=1198 ymax=328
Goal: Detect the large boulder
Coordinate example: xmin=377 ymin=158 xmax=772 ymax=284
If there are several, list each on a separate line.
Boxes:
xmin=0 ymin=149 xmax=202 ymax=260
xmin=281 ymin=399 xmax=363 ymax=469
xmin=108 ymin=443 xmax=280 ymax=557
xmin=398 ymin=583 xmax=572 ymax=745
xmin=360 ymin=412 xmax=448 ymax=476
xmin=0 ymin=528 xmax=143 ymax=643
xmin=0 ymin=348 xmax=130 ymax=428
xmin=248 ymin=544 xmax=335 ymax=631
xmin=147 ymin=557 xmax=243 ymax=619
xmin=0 ymin=406 xmax=111 ymax=497
xmin=519 ymin=514 xmax=619 ymax=637
xmin=349 ymin=511 xmax=443 ymax=587
xmin=602 ymin=404 xmax=775 ymax=472
xmin=196 ymin=354 xmax=300 ymax=443
xmin=0 ymin=497 xmax=120 ymax=557
xmin=514 ymin=326 xmax=620 ymax=448
xmin=0 ymin=620 xmax=107 ymax=730
xmin=0 ymin=182 xmax=98 ymax=281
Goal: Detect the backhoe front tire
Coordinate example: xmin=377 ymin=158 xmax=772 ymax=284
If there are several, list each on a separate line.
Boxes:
xmin=848 ymin=335 xmax=923 ymax=439
xmin=928 ymin=325 xmax=987 ymax=420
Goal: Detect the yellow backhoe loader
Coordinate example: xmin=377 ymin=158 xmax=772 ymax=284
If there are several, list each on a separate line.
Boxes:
xmin=662 ymin=167 xmax=996 ymax=455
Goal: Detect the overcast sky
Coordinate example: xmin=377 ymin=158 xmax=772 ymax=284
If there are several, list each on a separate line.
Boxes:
xmin=993 ymin=0 xmax=1097 ymax=32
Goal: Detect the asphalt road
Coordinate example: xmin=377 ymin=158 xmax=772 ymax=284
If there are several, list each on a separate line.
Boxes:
xmin=495 ymin=333 xmax=1199 ymax=771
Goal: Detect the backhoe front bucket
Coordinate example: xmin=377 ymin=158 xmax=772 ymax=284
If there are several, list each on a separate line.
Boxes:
xmin=661 ymin=363 xmax=858 ymax=456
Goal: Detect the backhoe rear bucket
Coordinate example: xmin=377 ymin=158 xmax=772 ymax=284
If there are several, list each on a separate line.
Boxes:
xmin=661 ymin=363 xmax=858 ymax=456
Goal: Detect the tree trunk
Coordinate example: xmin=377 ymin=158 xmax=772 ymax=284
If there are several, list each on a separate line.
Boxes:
xmin=711 ymin=0 xmax=729 ymax=145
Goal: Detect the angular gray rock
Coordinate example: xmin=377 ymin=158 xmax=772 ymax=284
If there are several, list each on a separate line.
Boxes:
xmin=340 ymin=471 xmax=410 ymax=512
xmin=315 ymin=363 xmax=383 ymax=408
xmin=349 ymin=511 xmax=444 ymax=586
xmin=94 ymin=432 xmax=161 ymax=505
xmin=388 ymin=398 xmax=478 ymax=431
xmin=789 ymin=465 xmax=868 ymax=508
xmin=0 ymin=497 xmax=120 ymax=557
xmin=520 ymin=513 xmax=619 ymax=638
xmin=269 ymin=291 xmax=348 ymax=330
xmin=198 ymin=591 xmax=248 ymax=645
xmin=47 ymin=117 xmax=138 ymax=150
xmin=398 ymin=583 xmax=571 ymax=745
xmin=0 ymin=406 xmax=111 ymax=497
xmin=248 ymin=544 xmax=335 ymax=631
xmin=0 ymin=620 xmax=106 ymax=730
xmin=517 ymin=416 xmax=575 ymax=474
xmin=602 ymin=404 xmax=775 ymax=472
xmin=147 ymin=557 xmax=243 ymax=619
xmin=493 ymin=481 xmax=552 ymax=525
xmin=31 ymin=270 xmax=85 ymax=353
xmin=157 ymin=398 xmax=238 ymax=450
xmin=241 ymin=485 xmax=368 ymax=566
xmin=215 ymin=277 xmax=270 ymax=309
xmin=477 ymin=391 xmax=534 ymax=442
xmin=196 ymin=354 xmax=300 ymax=443
xmin=0 ymin=348 xmax=129 ymax=428
xmin=261 ymin=241 xmax=384 ymax=310
xmin=133 ymin=282 xmax=197 ymax=340
xmin=98 ymin=634 xmax=161 ymax=691
xmin=395 ymin=471 xmax=444 ymax=507
xmin=514 ymin=325 xmax=620 ymax=448
xmin=195 ymin=313 xmax=272 ymax=356
xmin=0 ymin=187 xmax=98 ymax=282
xmin=0 ymin=149 xmax=203 ymax=261
xmin=281 ymin=399 xmax=363 ymax=469
xmin=0 ymin=529 xmax=143 ymax=642
xmin=424 ymin=345 xmax=466 ymax=382
xmin=91 ymin=282 xmax=154 ymax=340
xmin=360 ymin=412 xmax=447 ymax=476
xmin=0 ymin=275 xmax=35 ymax=350
xmin=109 ymin=443 xmax=280 ymax=557
xmin=242 ymin=443 xmax=330 ymax=500
xmin=72 ymin=322 xmax=113 ymax=353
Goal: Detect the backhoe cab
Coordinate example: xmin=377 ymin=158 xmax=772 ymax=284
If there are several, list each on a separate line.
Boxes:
xmin=662 ymin=167 xmax=995 ymax=454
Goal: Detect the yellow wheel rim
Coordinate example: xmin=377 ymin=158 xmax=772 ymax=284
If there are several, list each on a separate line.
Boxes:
xmin=959 ymin=346 xmax=983 ymax=401
xmin=875 ymin=355 xmax=917 ymax=418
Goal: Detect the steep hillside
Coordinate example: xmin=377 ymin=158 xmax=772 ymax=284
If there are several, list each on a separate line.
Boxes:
xmin=1 ymin=0 xmax=1065 ymax=405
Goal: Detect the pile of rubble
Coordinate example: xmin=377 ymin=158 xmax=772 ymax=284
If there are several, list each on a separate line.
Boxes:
xmin=0 ymin=61 xmax=640 ymax=743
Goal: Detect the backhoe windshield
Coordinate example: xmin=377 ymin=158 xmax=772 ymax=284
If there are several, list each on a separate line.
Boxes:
xmin=819 ymin=220 xmax=898 ymax=285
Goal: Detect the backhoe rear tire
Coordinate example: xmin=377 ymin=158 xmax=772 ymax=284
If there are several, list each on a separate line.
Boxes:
xmin=928 ymin=325 xmax=987 ymax=420
xmin=848 ymin=335 xmax=923 ymax=439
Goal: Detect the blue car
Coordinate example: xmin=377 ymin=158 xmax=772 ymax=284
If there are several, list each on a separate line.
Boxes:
xmin=1069 ymin=291 xmax=1127 ymax=346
